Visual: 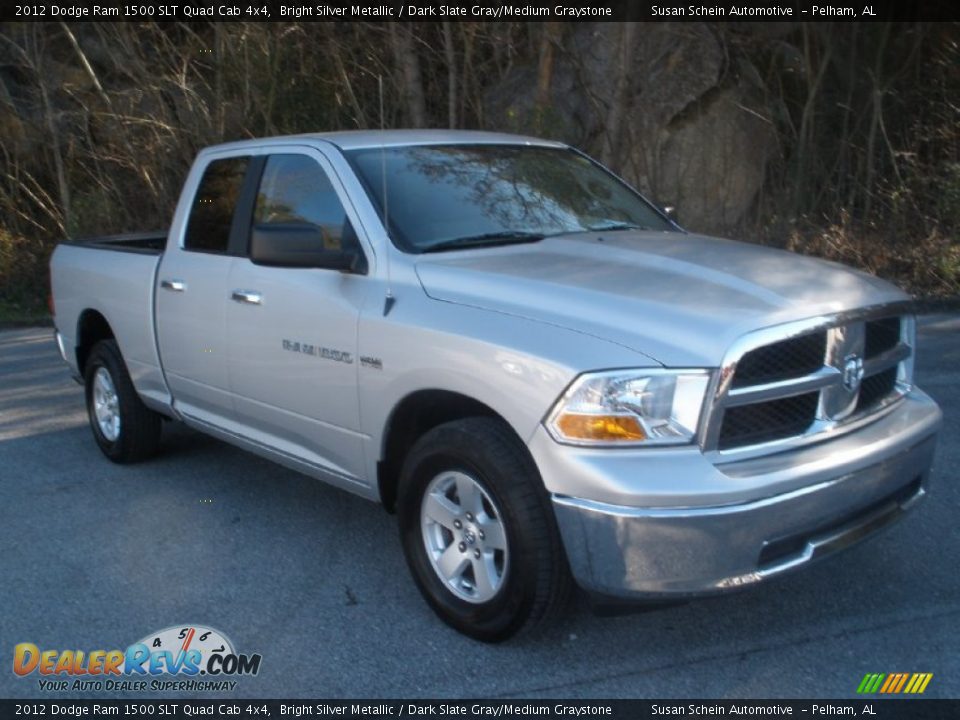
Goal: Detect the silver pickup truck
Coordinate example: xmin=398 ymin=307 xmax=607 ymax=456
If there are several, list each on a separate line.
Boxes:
xmin=50 ymin=131 xmax=942 ymax=641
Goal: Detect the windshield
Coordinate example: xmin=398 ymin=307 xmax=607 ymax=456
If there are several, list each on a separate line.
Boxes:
xmin=344 ymin=144 xmax=676 ymax=253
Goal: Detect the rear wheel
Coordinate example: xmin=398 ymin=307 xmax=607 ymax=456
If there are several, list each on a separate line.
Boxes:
xmin=84 ymin=339 xmax=162 ymax=463
xmin=398 ymin=417 xmax=571 ymax=641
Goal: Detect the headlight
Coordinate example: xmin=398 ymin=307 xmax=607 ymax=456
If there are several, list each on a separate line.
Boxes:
xmin=545 ymin=369 xmax=711 ymax=446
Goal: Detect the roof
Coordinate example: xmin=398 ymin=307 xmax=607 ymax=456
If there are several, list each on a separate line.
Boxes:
xmin=203 ymin=129 xmax=567 ymax=154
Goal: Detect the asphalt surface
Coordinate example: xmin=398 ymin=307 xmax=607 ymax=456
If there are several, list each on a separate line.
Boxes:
xmin=1 ymin=318 xmax=958 ymax=700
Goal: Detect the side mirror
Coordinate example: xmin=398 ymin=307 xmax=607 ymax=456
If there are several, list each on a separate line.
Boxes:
xmin=250 ymin=224 xmax=364 ymax=273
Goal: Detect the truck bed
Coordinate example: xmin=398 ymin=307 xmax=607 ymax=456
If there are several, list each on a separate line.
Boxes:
xmin=50 ymin=236 xmax=169 ymax=408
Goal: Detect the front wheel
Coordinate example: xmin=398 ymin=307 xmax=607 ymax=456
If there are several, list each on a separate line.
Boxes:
xmin=397 ymin=417 xmax=571 ymax=641
xmin=84 ymin=339 xmax=162 ymax=463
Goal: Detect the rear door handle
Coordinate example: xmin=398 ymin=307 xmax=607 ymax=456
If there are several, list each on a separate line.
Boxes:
xmin=231 ymin=290 xmax=263 ymax=305
xmin=160 ymin=279 xmax=186 ymax=292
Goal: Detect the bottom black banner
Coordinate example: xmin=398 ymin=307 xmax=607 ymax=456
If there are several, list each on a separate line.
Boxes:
xmin=0 ymin=700 xmax=954 ymax=720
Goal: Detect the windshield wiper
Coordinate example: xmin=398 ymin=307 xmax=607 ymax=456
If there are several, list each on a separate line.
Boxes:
xmin=586 ymin=222 xmax=652 ymax=232
xmin=421 ymin=231 xmax=544 ymax=253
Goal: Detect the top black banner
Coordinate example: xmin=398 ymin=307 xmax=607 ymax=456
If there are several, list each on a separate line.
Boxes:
xmin=2 ymin=0 xmax=959 ymax=22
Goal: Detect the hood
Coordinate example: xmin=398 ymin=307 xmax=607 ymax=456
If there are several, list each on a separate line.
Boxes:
xmin=414 ymin=232 xmax=909 ymax=367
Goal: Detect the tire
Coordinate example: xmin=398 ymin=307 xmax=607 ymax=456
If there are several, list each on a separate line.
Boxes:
xmin=397 ymin=417 xmax=571 ymax=642
xmin=84 ymin=339 xmax=162 ymax=463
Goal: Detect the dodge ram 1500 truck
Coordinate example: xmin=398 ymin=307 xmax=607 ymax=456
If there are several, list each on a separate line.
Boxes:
xmin=50 ymin=131 xmax=942 ymax=641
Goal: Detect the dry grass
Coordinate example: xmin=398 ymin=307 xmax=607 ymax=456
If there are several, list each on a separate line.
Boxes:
xmin=774 ymin=215 xmax=960 ymax=299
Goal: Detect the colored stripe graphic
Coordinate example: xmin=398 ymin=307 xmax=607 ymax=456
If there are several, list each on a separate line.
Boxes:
xmin=857 ymin=673 xmax=933 ymax=694
xmin=906 ymin=673 xmax=934 ymax=694
xmin=856 ymin=674 xmax=885 ymax=694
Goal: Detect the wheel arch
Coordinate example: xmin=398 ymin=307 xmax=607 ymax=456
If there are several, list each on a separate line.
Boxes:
xmin=75 ymin=309 xmax=115 ymax=376
xmin=377 ymin=389 xmax=528 ymax=512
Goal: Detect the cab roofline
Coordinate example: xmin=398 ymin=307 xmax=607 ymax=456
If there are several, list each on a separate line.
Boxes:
xmin=199 ymin=129 xmax=567 ymax=155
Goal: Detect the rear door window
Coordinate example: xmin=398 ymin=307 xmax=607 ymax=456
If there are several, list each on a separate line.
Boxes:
xmin=184 ymin=156 xmax=250 ymax=253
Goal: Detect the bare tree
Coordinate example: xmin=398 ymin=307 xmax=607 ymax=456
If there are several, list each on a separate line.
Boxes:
xmin=535 ymin=22 xmax=562 ymax=115
xmin=389 ymin=24 xmax=427 ymax=128
xmin=601 ymin=22 xmax=637 ymax=171
xmin=442 ymin=22 xmax=458 ymax=129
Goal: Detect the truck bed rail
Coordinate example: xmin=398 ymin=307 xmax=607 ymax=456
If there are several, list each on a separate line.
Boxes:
xmin=61 ymin=232 xmax=167 ymax=255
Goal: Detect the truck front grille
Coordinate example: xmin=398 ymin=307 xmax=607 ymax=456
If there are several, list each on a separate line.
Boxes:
xmin=705 ymin=309 xmax=912 ymax=457
xmin=718 ymin=392 xmax=819 ymax=450
xmin=856 ymin=366 xmax=898 ymax=413
xmin=732 ymin=332 xmax=827 ymax=388
xmin=865 ymin=316 xmax=901 ymax=358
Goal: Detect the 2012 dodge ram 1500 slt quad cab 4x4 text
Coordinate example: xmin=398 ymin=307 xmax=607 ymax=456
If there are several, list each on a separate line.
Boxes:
xmin=50 ymin=131 xmax=942 ymax=641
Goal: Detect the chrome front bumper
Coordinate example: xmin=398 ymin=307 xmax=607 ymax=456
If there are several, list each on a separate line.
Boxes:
xmin=543 ymin=390 xmax=941 ymax=598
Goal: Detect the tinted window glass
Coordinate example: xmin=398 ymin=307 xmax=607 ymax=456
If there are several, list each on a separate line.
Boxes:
xmin=255 ymin=154 xmax=353 ymax=252
xmin=184 ymin=157 xmax=249 ymax=253
xmin=345 ymin=145 xmax=674 ymax=252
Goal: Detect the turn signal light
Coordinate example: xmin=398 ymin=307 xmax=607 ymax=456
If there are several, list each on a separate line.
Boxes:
xmin=554 ymin=413 xmax=647 ymax=442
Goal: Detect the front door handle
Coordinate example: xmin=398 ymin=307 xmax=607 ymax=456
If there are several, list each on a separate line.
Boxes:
xmin=160 ymin=279 xmax=186 ymax=292
xmin=231 ymin=290 xmax=263 ymax=305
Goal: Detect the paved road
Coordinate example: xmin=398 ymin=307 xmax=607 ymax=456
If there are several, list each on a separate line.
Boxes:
xmin=1 ymin=318 xmax=958 ymax=700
